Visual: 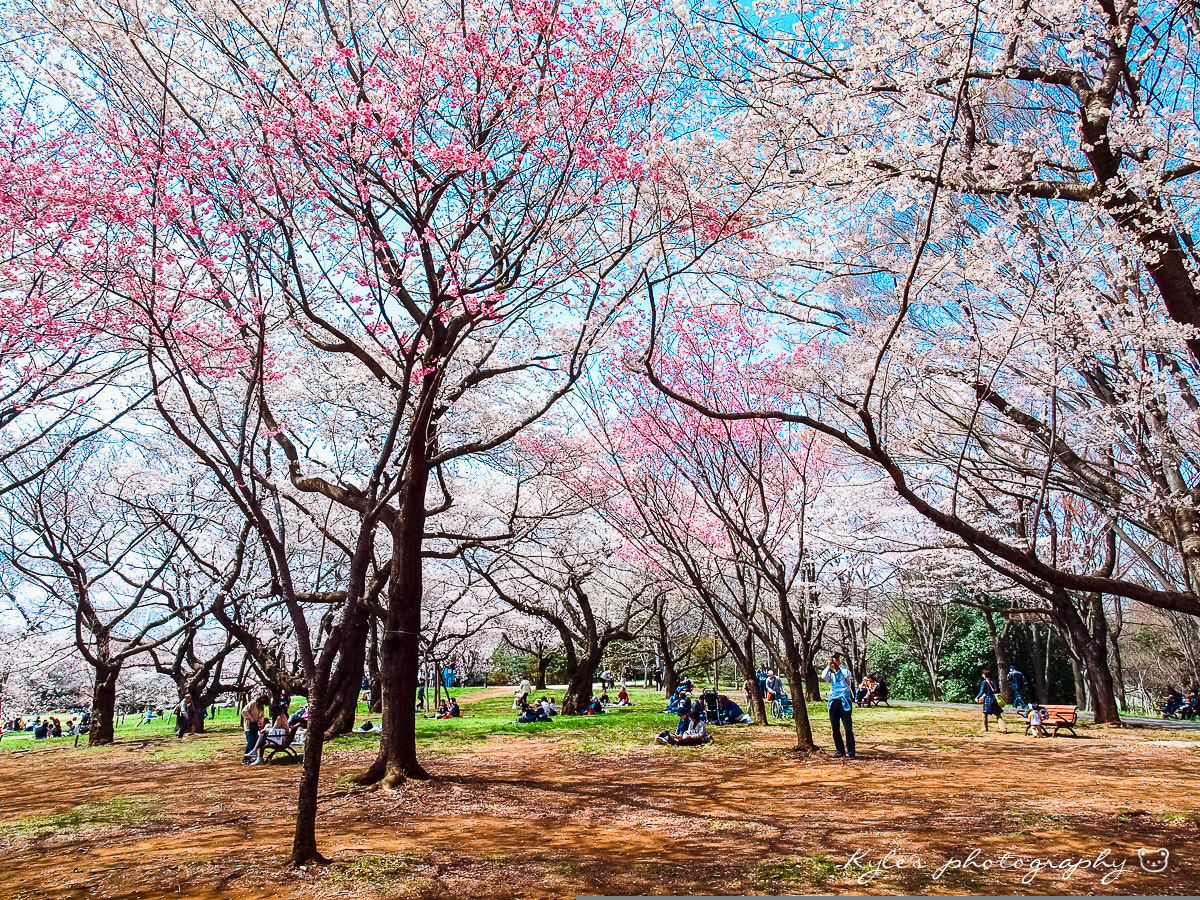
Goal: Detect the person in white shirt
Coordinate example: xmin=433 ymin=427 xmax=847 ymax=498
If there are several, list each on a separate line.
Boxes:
xmin=657 ymin=707 xmax=710 ymax=745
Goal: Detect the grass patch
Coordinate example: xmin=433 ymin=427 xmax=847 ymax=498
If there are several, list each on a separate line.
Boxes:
xmin=0 ymin=796 xmax=158 ymax=839
xmin=327 ymin=852 xmax=423 ymax=893
xmin=1008 ymin=810 xmax=1066 ymax=835
xmin=1160 ymin=812 xmax=1199 ymax=826
xmin=755 ymin=854 xmax=838 ymax=889
xmin=709 ymin=819 xmax=762 ymax=833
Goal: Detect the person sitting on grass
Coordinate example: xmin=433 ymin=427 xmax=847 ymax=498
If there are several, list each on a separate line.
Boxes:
xmin=616 ymin=687 xmax=632 ymax=707
xmin=584 ymin=695 xmax=605 ymax=715
xmin=360 ymin=720 xmax=375 ymax=732
xmin=33 ymin=719 xmax=48 ymax=740
xmin=719 ymin=695 xmax=751 ymax=724
xmin=598 ymin=689 xmax=611 ymax=706
xmin=516 ymin=704 xmax=550 ymax=723
xmin=656 ymin=707 xmax=711 ymax=746
xmin=244 ymin=710 xmax=300 ymax=764
xmin=448 ymin=698 xmax=461 ymax=718
xmin=436 ymin=700 xmax=450 ymax=719
xmin=545 ymin=697 xmax=558 ymax=716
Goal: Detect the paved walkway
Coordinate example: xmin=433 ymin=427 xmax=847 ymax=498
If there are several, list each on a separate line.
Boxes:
xmin=899 ymin=699 xmax=1200 ymax=730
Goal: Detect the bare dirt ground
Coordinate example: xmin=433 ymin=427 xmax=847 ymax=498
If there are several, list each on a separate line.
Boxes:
xmin=2 ymin=705 xmax=1197 ymax=898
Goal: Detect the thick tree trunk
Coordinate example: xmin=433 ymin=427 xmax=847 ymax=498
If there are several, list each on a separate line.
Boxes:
xmin=358 ymin=467 xmax=430 ymax=788
xmin=1053 ymin=591 xmax=1121 ymax=724
xmin=562 ymin=661 xmax=597 ymax=715
xmin=88 ymin=663 xmax=120 ymax=746
xmin=534 ymin=657 xmax=549 ymax=692
xmin=1082 ymin=638 xmax=1121 ymax=724
xmin=322 ymin=597 xmax=371 ymax=739
xmin=662 ymin=657 xmax=679 ymax=698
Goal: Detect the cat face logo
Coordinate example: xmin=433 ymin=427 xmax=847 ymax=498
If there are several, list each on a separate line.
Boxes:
xmin=1137 ymin=848 xmax=1169 ymax=874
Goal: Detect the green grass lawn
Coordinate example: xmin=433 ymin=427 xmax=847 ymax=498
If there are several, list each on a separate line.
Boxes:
xmin=9 ymin=684 xmax=1184 ymax=761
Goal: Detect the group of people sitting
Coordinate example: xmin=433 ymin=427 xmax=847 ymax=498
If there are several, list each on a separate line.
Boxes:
xmin=515 ymin=696 xmax=557 ymax=722
xmin=435 ymin=698 xmax=461 ymax=719
xmin=4 ymin=715 xmax=83 ymax=738
xmin=855 ymin=674 xmax=890 ymax=707
xmin=1160 ymin=686 xmax=1199 ymax=720
xmin=663 ymin=687 xmax=750 ymax=726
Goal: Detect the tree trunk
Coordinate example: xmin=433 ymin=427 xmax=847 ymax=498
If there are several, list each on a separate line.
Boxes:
xmin=290 ymin=635 xmax=341 ymax=868
xmin=1071 ymin=655 xmax=1088 ymax=710
xmin=1053 ymin=590 xmax=1121 ymax=724
xmin=534 ymin=656 xmax=549 ymax=691
xmin=357 ymin=449 xmax=431 ymax=787
xmin=662 ymin=656 xmax=679 ymax=698
xmin=802 ymin=657 xmax=822 ymax=702
xmin=322 ymin=597 xmax=371 ymax=739
xmin=744 ymin=633 xmax=768 ymax=725
xmin=776 ymin=590 xmax=816 ymax=751
xmin=1108 ymin=601 xmax=1128 ymax=711
xmin=88 ymin=663 xmax=120 ymax=746
xmin=1024 ymin=621 xmax=1049 ymax=704
xmin=980 ymin=606 xmax=1012 ymax=703
xmin=1082 ymin=637 xmax=1121 ymax=724
xmin=562 ymin=660 xmax=597 ymax=715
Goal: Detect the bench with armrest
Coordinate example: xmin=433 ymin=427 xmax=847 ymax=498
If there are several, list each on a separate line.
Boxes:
xmin=1021 ymin=705 xmax=1078 ymax=737
xmin=264 ymin=726 xmax=305 ymax=760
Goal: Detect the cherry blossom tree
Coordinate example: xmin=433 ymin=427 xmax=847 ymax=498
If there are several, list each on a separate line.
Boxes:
xmin=623 ymin=0 xmax=1200 ymax=727
xmin=1 ymin=445 xmax=201 ymax=744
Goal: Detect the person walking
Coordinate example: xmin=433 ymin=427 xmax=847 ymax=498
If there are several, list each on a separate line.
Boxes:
xmin=820 ymin=652 xmax=856 ymax=759
xmin=974 ymin=668 xmax=1008 ymax=733
xmin=1007 ymin=666 xmax=1028 ymax=709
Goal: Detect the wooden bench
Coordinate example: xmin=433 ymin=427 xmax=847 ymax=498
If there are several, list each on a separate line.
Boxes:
xmin=1022 ymin=705 xmax=1078 ymax=737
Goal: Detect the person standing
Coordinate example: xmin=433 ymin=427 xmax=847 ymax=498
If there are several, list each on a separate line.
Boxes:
xmin=241 ymin=693 xmax=269 ymax=756
xmin=764 ymin=670 xmax=783 ymax=701
xmin=416 ymin=681 xmax=426 ymax=712
xmin=821 ymin=653 xmax=856 ymax=759
xmin=1007 ymin=666 xmax=1028 ymax=709
xmin=175 ymin=694 xmax=198 ymax=738
xmin=974 ymin=668 xmax=1008 ymax=732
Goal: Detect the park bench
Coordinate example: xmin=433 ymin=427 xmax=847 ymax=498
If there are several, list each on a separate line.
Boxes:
xmin=1022 ymin=705 xmax=1078 ymax=737
xmin=264 ymin=726 xmax=304 ymax=761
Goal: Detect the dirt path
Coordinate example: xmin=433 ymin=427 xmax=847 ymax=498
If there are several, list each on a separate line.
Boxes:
xmin=1 ymin=723 xmax=1197 ymax=897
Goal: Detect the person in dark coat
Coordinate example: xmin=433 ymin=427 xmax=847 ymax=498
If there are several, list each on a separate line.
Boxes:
xmin=974 ymin=668 xmax=1007 ymax=733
